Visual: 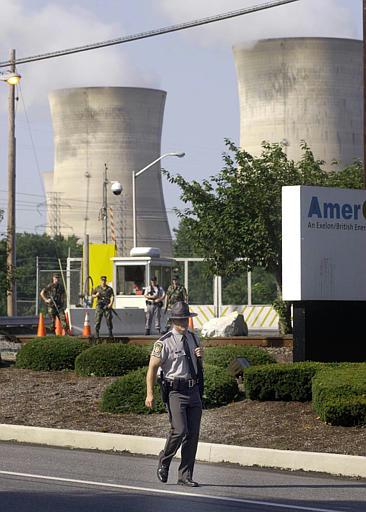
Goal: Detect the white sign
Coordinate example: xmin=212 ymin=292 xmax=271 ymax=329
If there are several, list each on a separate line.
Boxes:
xmin=282 ymin=186 xmax=366 ymax=301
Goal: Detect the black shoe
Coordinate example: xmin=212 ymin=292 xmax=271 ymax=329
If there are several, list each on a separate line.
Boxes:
xmin=145 ymin=329 xmax=150 ymax=335
xmin=177 ymin=478 xmax=199 ymax=487
xmin=157 ymin=464 xmax=169 ymax=483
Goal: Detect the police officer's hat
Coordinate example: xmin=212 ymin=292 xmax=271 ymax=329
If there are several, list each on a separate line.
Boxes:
xmin=169 ymin=301 xmax=197 ymax=319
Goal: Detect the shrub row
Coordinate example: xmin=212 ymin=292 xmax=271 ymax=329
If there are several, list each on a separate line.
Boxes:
xmin=204 ymin=345 xmax=276 ymax=368
xmin=312 ymin=366 xmax=366 ymax=426
xmin=100 ymin=363 xmax=240 ymax=414
xmin=75 ymin=343 xmax=150 ymax=377
xmin=244 ymin=362 xmax=324 ymax=402
xmin=15 ymin=336 xmax=89 ymax=371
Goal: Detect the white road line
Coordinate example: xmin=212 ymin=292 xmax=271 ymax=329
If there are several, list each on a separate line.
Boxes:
xmin=0 ymin=470 xmax=345 ymax=512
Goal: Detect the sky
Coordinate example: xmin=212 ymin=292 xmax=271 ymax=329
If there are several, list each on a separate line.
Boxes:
xmin=0 ymin=0 xmax=362 ymax=236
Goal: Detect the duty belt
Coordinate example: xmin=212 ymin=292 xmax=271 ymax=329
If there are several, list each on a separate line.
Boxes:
xmin=166 ymin=378 xmax=198 ymax=391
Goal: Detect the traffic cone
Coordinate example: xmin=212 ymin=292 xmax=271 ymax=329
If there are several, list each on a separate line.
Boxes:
xmin=55 ymin=316 xmax=63 ymax=336
xmin=82 ymin=312 xmax=91 ymax=337
xmin=37 ymin=313 xmax=46 ymax=337
xmin=188 ymin=312 xmax=194 ymax=332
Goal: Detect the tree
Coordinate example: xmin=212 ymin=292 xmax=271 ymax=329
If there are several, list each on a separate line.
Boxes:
xmin=165 ymin=140 xmax=363 ymax=332
xmin=0 ymin=233 xmax=82 ymax=316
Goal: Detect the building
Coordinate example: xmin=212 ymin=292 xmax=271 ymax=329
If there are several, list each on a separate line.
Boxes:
xmin=233 ymin=38 xmax=362 ymax=170
xmin=43 ymin=87 xmax=172 ymax=256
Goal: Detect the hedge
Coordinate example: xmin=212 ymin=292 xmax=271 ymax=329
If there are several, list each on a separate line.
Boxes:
xmin=312 ymin=366 xmax=366 ymax=426
xmin=100 ymin=367 xmax=166 ymax=414
xmin=244 ymin=362 xmax=366 ymax=403
xmin=16 ymin=336 xmax=89 ymax=371
xmin=203 ymin=364 xmax=240 ymax=408
xmin=100 ymin=363 xmax=240 ymax=414
xmin=244 ymin=362 xmax=327 ymax=401
xmin=204 ymin=345 xmax=276 ymax=369
xmin=75 ymin=343 xmax=150 ymax=377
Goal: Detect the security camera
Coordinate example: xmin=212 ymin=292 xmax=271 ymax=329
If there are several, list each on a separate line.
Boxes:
xmin=111 ymin=181 xmax=123 ymax=196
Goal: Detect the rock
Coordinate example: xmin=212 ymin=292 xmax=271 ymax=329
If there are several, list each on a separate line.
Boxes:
xmin=201 ymin=312 xmax=248 ymax=337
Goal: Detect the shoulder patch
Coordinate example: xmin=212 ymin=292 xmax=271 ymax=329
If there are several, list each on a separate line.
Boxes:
xmin=152 ymin=341 xmax=163 ymax=357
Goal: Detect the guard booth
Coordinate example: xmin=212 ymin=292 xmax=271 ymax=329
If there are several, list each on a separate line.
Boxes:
xmin=68 ymin=247 xmax=176 ymax=336
xmin=112 ymin=248 xmax=175 ymax=334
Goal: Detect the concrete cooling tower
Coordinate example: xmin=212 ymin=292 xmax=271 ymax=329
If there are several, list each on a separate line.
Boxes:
xmin=233 ymin=38 xmax=362 ymax=170
xmin=44 ymin=87 xmax=172 ymax=256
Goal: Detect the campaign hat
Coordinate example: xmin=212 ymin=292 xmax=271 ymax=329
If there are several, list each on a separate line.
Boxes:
xmin=169 ymin=301 xmax=197 ymax=319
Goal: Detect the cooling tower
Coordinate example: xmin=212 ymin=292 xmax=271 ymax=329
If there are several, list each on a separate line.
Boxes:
xmin=233 ymin=38 xmax=363 ymax=169
xmin=46 ymin=87 xmax=172 ymax=256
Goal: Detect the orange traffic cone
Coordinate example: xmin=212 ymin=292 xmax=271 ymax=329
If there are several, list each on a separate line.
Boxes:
xmin=55 ymin=316 xmax=63 ymax=336
xmin=188 ymin=312 xmax=194 ymax=332
xmin=37 ymin=313 xmax=46 ymax=337
xmin=82 ymin=312 xmax=91 ymax=337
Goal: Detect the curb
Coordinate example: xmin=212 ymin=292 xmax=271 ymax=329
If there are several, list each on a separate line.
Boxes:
xmin=0 ymin=424 xmax=364 ymax=479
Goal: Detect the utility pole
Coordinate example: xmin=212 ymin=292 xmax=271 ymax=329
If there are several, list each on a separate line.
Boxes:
xmin=364 ymin=0 xmax=366 ymax=186
xmin=101 ymin=163 xmax=108 ymax=244
xmin=7 ymin=49 xmax=17 ymax=316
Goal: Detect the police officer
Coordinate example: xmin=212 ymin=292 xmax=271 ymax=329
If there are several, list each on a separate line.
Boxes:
xmin=164 ymin=275 xmax=188 ymax=332
xmin=40 ymin=273 xmax=67 ymax=334
xmin=92 ymin=276 xmax=115 ymax=338
xmin=144 ymin=276 xmax=165 ymax=335
xmin=145 ymin=302 xmax=203 ymax=487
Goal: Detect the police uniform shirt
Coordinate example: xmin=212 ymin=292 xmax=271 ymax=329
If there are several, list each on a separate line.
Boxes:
xmin=151 ymin=328 xmax=199 ymax=380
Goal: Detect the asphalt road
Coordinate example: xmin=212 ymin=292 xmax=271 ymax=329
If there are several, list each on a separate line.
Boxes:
xmin=0 ymin=442 xmax=365 ymax=512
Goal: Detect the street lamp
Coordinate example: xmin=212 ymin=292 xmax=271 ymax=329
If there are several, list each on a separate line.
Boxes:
xmin=100 ymin=163 xmax=123 ymax=244
xmin=131 ymin=152 xmax=185 ymax=248
xmin=0 ymin=49 xmax=21 ymax=316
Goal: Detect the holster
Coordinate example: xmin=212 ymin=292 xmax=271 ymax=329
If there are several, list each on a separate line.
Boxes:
xmin=159 ymin=377 xmax=170 ymax=404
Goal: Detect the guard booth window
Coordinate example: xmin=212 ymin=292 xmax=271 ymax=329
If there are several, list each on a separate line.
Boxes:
xmin=116 ymin=265 xmax=145 ymax=295
xmin=150 ymin=266 xmax=171 ymax=292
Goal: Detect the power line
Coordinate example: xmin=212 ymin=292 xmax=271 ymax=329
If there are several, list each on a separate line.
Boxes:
xmin=0 ymin=0 xmax=300 ymax=68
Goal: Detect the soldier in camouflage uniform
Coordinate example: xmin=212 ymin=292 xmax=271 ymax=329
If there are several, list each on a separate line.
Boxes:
xmin=40 ymin=273 xmax=67 ymax=334
xmin=92 ymin=276 xmax=115 ymax=338
xmin=164 ymin=276 xmax=188 ymax=332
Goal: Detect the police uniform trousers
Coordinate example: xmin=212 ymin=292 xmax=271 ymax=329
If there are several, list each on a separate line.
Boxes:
xmin=145 ymin=304 xmax=161 ymax=332
xmin=95 ymin=306 xmax=113 ymax=335
xmin=159 ymin=384 xmax=202 ymax=480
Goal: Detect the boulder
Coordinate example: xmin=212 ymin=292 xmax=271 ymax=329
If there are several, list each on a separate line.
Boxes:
xmin=201 ymin=312 xmax=248 ymax=337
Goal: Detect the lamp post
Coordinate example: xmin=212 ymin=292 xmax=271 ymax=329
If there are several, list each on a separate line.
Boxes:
xmin=0 ymin=49 xmax=21 ymax=316
xmin=131 ymin=152 xmax=185 ymax=249
xmin=101 ymin=163 xmax=123 ymax=245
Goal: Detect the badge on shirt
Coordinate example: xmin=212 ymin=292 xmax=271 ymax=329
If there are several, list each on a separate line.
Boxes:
xmin=152 ymin=341 xmax=163 ymax=357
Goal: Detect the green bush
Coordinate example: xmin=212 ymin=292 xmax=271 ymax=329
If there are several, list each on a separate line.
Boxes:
xmin=100 ymin=363 xmax=240 ymax=414
xmin=75 ymin=343 xmax=150 ymax=377
xmin=100 ymin=367 xmax=166 ymax=414
xmin=16 ymin=336 xmax=89 ymax=371
xmin=312 ymin=366 xmax=366 ymax=426
xmin=203 ymin=364 xmax=240 ymax=408
xmin=244 ymin=362 xmax=325 ymax=401
xmin=204 ymin=345 xmax=276 ymax=369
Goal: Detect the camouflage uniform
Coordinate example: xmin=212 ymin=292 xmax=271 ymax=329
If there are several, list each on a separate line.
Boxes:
xmin=166 ymin=284 xmax=187 ymax=309
xmin=42 ymin=282 xmax=67 ymax=333
xmin=93 ymin=285 xmax=114 ymax=337
xmin=165 ymin=283 xmax=188 ymax=331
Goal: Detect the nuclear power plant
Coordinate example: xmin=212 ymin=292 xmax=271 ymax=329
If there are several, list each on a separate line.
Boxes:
xmin=43 ymin=87 xmax=172 ymax=256
xmin=233 ymin=38 xmax=363 ymax=169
